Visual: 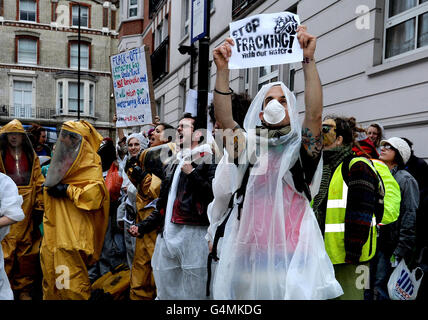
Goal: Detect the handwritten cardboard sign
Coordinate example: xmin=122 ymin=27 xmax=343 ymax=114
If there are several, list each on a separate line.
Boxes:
xmin=228 ymin=12 xmax=303 ymax=69
xmin=110 ymin=46 xmax=153 ymax=128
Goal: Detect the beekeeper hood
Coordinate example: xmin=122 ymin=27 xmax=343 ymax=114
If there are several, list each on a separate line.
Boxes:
xmin=0 ymin=119 xmax=35 ymax=186
xmin=44 ymin=120 xmax=103 ymax=187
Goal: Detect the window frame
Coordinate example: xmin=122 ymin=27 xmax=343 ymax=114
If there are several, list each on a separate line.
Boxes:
xmin=257 ymin=65 xmax=279 ymax=91
xmin=13 ymin=80 xmax=34 ymax=118
xmin=68 ymin=40 xmax=91 ymax=70
xmin=181 ymin=0 xmax=190 ymax=39
xmin=17 ymin=0 xmax=39 ymax=23
xmin=383 ymin=0 xmax=428 ymax=62
xmin=56 ymin=79 xmax=96 ymax=117
xmin=15 ymin=35 xmax=39 ymax=65
xmin=70 ymin=3 xmax=91 ymax=28
xmin=128 ymin=0 xmax=138 ymax=18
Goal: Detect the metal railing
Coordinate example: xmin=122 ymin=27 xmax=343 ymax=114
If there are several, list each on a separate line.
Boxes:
xmin=0 ymin=104 xmax=57 ymax=119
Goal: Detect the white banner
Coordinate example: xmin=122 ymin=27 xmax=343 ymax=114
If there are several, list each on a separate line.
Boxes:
xmin=228 ymin=12 xmax=303 ymax=69
xmin=111 ymin=46 xmax=153 ymax=128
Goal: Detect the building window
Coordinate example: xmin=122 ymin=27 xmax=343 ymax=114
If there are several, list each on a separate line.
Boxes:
xmin=56 ymin=80 xmax=95 ymax=116
xmin=19 ymin=0 xmax=37 ymax=22
xmin=128 ymin=0 xmax=138 ymax=18
xmin=71 ymin=4 xmax=90 ymax=27
xmin=181 ymin=0 xmax=190 ymax=38
xmin=155 ymin=18 xmax=168 ymax=48
xmin=89 ymin=84 xmax=94 ymax=116
xmin=17 ymin=37 xmax=38 ymax=65
xmin=257 ymin=65 xmax=279 ymax=90
xmin=111 ymin=9 xmax=116 ymax=30
xmin=68 ymin=82 xmax=84 ymax=113
xmin=13 ymin=81 xmax=33 ymax=118
xmin=51 ymin=1 xmax=58 ymax=22
xmin=57 ymin=81 xmax=63 ymax=114
xmin=384 ymin=0 xmax=428 ymax=60
xmin=1 ymin=0 xmax=5 ymax=17
xmin=69 ymin=42 xmax=90 ymax=70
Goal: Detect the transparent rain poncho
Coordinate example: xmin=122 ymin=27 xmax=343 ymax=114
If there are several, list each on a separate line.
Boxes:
xmin=44 ymin=129 xmax=82 ymax=187
xmin=210 ymin=82 xmax=343 ymax=300
xmin=0 ymin=173 xmax=24 ymax=300
xmin=0 ymin=132 xmax=34 ymax=186
xmin=151 ymin=143 xmax=213 ymax=300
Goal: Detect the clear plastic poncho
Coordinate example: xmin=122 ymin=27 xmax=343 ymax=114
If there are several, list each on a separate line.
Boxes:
xmin=151 ymin=143 xmax=213 ymax=300
xmin=44 ymin=129 xmax=82 ymax=187
xmin=0 ymin=172 xmax=24 ymax=300
xmin=211 ymin=82 xmax=343 ymax=300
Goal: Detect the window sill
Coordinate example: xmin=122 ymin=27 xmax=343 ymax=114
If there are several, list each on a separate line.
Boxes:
xmin=366 ymin=49 xmax=428 ymax=77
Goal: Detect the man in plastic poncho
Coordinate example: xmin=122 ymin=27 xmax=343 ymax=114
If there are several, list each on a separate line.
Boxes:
xmin=128 ymin=113 xmax=217 ymax=299
xmin=0 ymin=173 xmax=25 ymax=300
xmin=40 ymin=120 xmax=109 ymax=300
xmin=207 ymin=25 xmax=343 ymax=299
xmin=0 ymin=119 xmax=44 ymax=300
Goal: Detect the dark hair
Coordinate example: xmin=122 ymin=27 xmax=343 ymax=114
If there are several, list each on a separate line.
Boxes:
xmin=368 ymin=123 xmax=383 ymax=147
xmin=323 ymin=115 xmax=361 ymax=147
xmin=155 ymin=122 xmax=174 ymax=142
xmin=27 ymin=123 xmax=47 ymax=147
xmin=209 ymin=92 xmax=251 ymax=128
xmin=156 ymin=122 xmax=174 ymax=131
xmin=391 ymin=145 xmax=405 ymax=169
xmin=231 ymin=92 xmax=251 ymax=128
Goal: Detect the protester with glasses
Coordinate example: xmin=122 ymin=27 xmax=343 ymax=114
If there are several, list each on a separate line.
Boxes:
xmin=370 ymin=137 xmax=419 ymax=300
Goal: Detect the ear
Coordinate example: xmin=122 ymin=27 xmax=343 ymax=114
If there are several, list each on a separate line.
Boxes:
xmin=259 ymin=112 xmax=264 ymax=122
xmin=336 ymin=135 xmax=344 ymax=146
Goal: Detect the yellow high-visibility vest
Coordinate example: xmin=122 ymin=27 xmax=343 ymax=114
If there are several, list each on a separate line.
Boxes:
xmin=324 ymin=157 xmax=377 ymax=264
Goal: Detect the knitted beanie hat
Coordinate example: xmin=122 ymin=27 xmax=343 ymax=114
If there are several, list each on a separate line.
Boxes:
xmin=380 ymin=137 xmax=411 ymax=165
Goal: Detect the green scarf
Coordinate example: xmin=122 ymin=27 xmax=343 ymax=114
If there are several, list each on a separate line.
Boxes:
xmin=256 ymin=125 xmax=291 ymax=139
xmin=312 ymin=145 xmax=354 ymax=232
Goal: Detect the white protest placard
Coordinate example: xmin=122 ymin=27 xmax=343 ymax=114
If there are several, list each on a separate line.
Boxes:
xmin=110 ymin=46 xmax=153 ymax=128
xmin=228 ymin=12 xmax=303 ymax=69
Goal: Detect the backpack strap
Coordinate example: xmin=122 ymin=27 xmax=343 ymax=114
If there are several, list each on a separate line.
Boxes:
xmin=206 ymin=163 xmax=253 ymax=297
xmin=290 ymin=155 xmax=312 ymax=202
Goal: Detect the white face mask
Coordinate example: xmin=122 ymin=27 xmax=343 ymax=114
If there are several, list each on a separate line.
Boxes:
xmin=262 ymin=99 xmax=286 ymax=125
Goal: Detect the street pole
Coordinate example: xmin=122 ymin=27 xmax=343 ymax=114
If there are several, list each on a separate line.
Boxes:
xmin=195 ymin=0 xmax=210 ymax=130
xmin=77 ymin=3 xmax=81 ymax=121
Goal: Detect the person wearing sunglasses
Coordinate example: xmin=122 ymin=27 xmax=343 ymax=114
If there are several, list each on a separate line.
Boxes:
xmin=312 ymin=116 xmax=380 ymax=300
xmin=371 ymin=137 xmax=419 ymax=300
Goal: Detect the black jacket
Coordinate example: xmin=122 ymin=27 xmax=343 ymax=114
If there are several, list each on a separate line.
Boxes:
xmin=136 ymin=151 xmax=216 ymax=236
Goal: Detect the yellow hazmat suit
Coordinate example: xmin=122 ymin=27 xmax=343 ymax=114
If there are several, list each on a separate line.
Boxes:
xmin=0 ymin=119 xmax=44 ymax=298
xmin=129 ymin=143 xmax=175 ymax=300
xmin=40 ymin=120 xmax=109 ymax=300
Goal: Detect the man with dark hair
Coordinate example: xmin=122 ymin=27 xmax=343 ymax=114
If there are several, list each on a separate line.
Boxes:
xmin=207 ymin=26 xmax=343 ymax=300
xmin=128 ymin=113 xmax=217 ymax=299
xmin=312 ymin=116 xmax=380 ymax=300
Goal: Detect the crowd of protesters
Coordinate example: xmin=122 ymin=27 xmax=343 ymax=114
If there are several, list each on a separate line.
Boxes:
xmin=0 ymin=25 xmax=427 ymax=301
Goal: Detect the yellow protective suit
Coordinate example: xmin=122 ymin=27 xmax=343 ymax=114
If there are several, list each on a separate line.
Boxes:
xmin=0 ymin=119 xmax=44 ymax=297
xmin=40 ymin=120 xmax=109 ymax=300
xmin=128 ymin=143 xmax=176 ymax=300
xmin=129 ymin=173 xmax=161 ymax=300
